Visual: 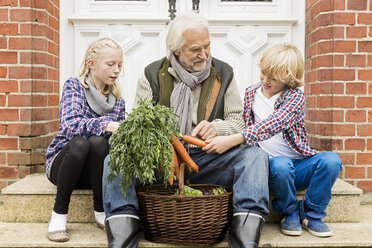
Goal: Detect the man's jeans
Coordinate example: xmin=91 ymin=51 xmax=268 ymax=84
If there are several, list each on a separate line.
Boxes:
xmin=103 ymin=144 xmax=270 ymax=218
xmin=269 ymin=152 xmax=342 ymax=214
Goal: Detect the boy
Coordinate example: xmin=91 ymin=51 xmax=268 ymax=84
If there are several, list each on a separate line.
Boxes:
xmin=202 ymin=43 xmax=342 ymax=237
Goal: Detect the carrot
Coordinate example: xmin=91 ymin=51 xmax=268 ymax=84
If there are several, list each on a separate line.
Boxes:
xmin=181 ymin=135 xmax=208 ymax=148
xmin=170 ymin=134 xmax=199 ymax=173
xmin=168 ymin=145 xmax=179 ymax=185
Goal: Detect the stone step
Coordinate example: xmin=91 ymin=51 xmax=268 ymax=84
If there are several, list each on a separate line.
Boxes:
xmin=1 ymin=174 xmax=363 ymax=223
xmin=0 ymin=205 xmax=372 ymax=248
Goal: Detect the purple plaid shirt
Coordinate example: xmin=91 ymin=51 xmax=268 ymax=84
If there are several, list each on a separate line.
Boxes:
xmin=242 ymin=83 xmax=318 ymax=157
xmin=45 ymin=77 xmax=125 ymax=177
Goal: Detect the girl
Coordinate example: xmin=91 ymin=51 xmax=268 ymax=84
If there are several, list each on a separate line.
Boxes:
xmin=45 ymin=37 xmax=125 ymax=242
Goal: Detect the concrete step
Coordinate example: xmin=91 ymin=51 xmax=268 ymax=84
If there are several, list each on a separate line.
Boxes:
xmin=0 ymin=205 xmax=372 ymax=248
xmin=1 ymin=174 xmax=363 ymax=223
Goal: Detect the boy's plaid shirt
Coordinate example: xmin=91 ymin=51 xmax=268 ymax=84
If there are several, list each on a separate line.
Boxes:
xmin=45 ymin=77 xmax=125 ymax=177
xmin=242 ymin=84 xmax=318 ymax=157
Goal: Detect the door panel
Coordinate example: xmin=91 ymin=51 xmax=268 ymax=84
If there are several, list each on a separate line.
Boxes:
xmin=60 ymin=0 xmax=304 ymax=111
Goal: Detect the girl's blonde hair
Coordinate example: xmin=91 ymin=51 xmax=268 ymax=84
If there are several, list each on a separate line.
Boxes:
xmin=259 ymin=43 xmax=304 ymax=88
xmin=79 ymin=37 xmax=122 ymax=99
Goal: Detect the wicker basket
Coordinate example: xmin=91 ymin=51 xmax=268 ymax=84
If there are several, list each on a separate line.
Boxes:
xmin=136 ymin=163 xmax=233 ymax=247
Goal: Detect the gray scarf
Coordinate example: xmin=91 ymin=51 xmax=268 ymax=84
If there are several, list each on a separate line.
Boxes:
xmin=170 ymin=53 xmax=212 ymax=135
xmin=83 ymin=77 xmax=116 ymax=116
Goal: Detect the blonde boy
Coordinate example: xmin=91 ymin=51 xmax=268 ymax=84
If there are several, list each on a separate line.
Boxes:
xmin=202 ymin=43 xmax=342 ymax=237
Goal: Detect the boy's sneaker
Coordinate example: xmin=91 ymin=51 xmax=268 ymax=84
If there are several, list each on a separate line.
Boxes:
xmin=280 ymin=210 xmax=302 ymax=236
xmin=298 ymin=200 xmax=332 ymax=237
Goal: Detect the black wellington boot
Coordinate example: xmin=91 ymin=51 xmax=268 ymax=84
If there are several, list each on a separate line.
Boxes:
xmin=228 ymin=213 xmax=265 ymax=248
xmin=105 ymin=216 xmax=142 ymax=248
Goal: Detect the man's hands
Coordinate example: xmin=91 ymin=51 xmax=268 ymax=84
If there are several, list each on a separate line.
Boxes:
xmin=191 ymin=120 xmax=217 ymax=140
xmin=191 ymin=121 xmax=245 ymax=154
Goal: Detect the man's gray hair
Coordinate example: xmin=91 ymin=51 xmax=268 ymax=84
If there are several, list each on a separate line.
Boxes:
xmin=166 ymin=12 xmax=210 ymax=58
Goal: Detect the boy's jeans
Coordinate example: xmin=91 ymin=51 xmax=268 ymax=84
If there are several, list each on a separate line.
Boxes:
xmin=269 ymin=152 xmax=342 ymax=214
xmin=103 ymin=144 xmax=270 ymax=218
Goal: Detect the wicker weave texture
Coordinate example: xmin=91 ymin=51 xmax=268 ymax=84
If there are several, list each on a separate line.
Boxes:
xmin=136 ymin=184 xmax=232 ymax=247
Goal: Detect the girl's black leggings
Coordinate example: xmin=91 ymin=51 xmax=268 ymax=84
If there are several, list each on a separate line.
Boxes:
xmin=50 ymin=135 xmax=109 ymax=214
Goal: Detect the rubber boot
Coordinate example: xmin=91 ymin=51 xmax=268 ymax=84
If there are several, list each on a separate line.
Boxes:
xmin=105 ymin=215 xmax=142 ymax=248
xmin=228 ymin=213 xmax=265 ymax=248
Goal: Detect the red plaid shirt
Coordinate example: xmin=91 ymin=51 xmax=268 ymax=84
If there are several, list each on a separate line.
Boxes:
xmin=242 ymin=84 xmax=318 ymax=157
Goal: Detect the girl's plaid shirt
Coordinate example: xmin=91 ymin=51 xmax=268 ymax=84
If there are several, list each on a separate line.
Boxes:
xmin=45 ymin=77 xmax=126 ymax=177
xmin=242 ymin=83 xmax=318 ymax=157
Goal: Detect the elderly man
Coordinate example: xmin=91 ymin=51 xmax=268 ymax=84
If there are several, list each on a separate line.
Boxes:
xmin=102 ymin=12 xmax=269 ymax=248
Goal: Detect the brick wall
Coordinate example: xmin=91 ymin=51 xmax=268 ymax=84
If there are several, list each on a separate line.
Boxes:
xmin=305 ymin=0 xmax=372 ymax=192
xmin=0 ymin=0 xmax=59 ymax=191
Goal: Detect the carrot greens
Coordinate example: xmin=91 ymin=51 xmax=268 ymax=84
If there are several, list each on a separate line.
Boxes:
xmin=107 ymin=98 xmax=180 ymax=197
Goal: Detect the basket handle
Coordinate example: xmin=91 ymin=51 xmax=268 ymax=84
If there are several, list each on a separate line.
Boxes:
xmin=179 ymin=162 xmax=186 ymax=196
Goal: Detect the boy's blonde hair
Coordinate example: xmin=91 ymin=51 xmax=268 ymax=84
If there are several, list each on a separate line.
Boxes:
xmin=79 ymin=37 xmax=122 ymax=99
xmin=259 ymin=43 xmax=304 ymax=88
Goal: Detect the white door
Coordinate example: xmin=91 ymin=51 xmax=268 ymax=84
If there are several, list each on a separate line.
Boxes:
xmin=60 ymin=0 xmax=305 ymax=112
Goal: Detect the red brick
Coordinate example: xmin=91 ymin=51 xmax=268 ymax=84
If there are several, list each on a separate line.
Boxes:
xmin=20 ymin=80 xmax=54 ymax=93
xmin=0 ymin=80 xmax=18 ymax=93
xmin=333 ymin=124 xmax=356 ymax=136
xmin=357 ymin=153 xmax=372 ymax=165
xmin=359 ymin=41 xmax=372 ymax=52
xmin=357 ymin=181 xmax=372 ymax=192
xmin=49 ymin=16 xmax=59 ymax=31
xmin=8 ymin=95 xmax=32 ymax=107
xmin=358 ymin=13 xmax=372 ymax=24
xmin=0 ymin=51 xmax=17 ymax=64
xmin=8 ymin=67 xmax=31 ymax=79
xmin=346 ymin=110 xmax=366 ymax=122
xmin=0 ymin=37 xmax=7 ymax=49
xmin=367 ymin=138 xmax=372 ymax=150
xmin=48 ymin=68 xmax=58 ymax=80
xmin=368 ymin=167 xmax=372 ymax=178
xmin=10 ymin=9 xmax=32 ymax=22
xmin=346 ymin=82 xmax=367 ymax=94
xmin=9 ymin=37 xmax=32 ymax=50
xmin=33 ymin=9 xmax=48 ymax=24
xmin=19 ymin=0 xmax=31 ymax=7
xmin=30 ymin=151 xmax=45 ymax=164
xmin=346 ymin=26 xmax=367 ymax=38
xmin=0 ymin=23 xmax=18 ymax=35
xmin=345 ymin=138 xmax=366 ymax=150
xmin=334 ymin=55 xmax=345 ymax=67
xmin=368 ymin=55 xmax=372 ymax=66
xmin=345 ymin=167 xmax=365 ymax=178
xmin=359 ymin=70 xmax=372 ymax=81
xmin=32 ymin=39 xmax=48 ymax=52
xmin=48 ymin=41 xmax=58 ymax=56
xmin=20 ymin=136 xmax=50 ymax=149
xmin=333 ymin=96 xmax=355 ymax=108
xmin=0 ymin=124 xmax=6 ymax=135
xmin=0 ymin=0 xmax=17 ymax=6
xmin=334 ymin=40 xmax=356 ymax=53
xmin=369 ymin=110 xmax=372 ymax=122
xmin=0 ymin=138 xmax=18 ymax=150
xmin=0 ymin=109 xmax=18 ymax=121
xmin=7 ymin=123 xmax=31 ymax=136
xmin=357 ymin=97 xmax=372 ymax=108
xmin=347 ymin=0 xmax=368 ymax=10
xmin=334 ymin=69 xmax=355 ymax=81
xmin=305 ymin=70 xmax=316 ymax=83
xmin=316 ymin=82 xmax=344 ymax=94
xmin=18 ymin=166 xmax=31 ymax=179
xmin=0 ymin=8 xmax=8 ymax=21
xmin=346 ymin=54 xmax=366 ymax=67
xmin=0 ymin=166 xmax=17 ymax=179
xmin=311 ymin=55 xmax=333 ymax=68
xmin=0 ymin=95 xmax=5 ymax=106
xmin=0 ymin=67 xmax=7 ymax=78
xmin=358 ymin=125 xmax=372 ymax=136
xmin=334 ymin=0 xmax=346 ymax=10
xmin=317 ymin=41 xmax=333 ymax=54
xmin=47 ymin=95 xmax=59 ymax=106
xmin=7 ymin=152 xmax=30 ymax=165
xmin=31 ymin=67 xmax=47 ymax=79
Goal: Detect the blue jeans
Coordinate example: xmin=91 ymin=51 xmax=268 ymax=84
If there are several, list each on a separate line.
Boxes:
xmin=103 ymin=144 xmax=270 ymax=218
xmin=269 ymin=152 xmax=342 ymax=214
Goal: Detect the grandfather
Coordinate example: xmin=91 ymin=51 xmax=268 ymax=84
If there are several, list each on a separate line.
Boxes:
xmin=102 ymin=12 xmax=270 ymax=248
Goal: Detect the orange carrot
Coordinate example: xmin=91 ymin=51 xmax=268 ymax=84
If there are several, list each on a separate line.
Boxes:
xmin=182 ymin=135 xmax=208 ymax=148
xmin=170 ymin=134 xmax=199 ymax=173
xmin=168 ymin=145 xmax=179 ymax=185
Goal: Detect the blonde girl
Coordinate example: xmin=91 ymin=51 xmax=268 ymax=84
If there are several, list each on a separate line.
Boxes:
xmin=45 ymin=38 xmax=125 ymax=242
